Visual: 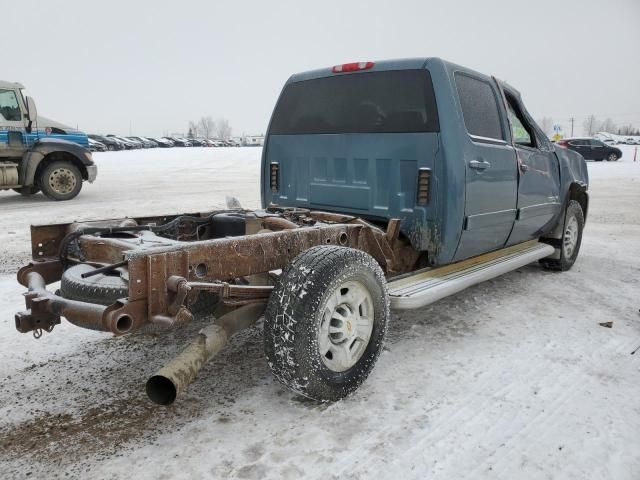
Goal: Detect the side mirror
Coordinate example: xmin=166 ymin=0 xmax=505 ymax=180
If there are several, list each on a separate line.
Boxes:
xmin=26 ymin=96 xmax=38 ymax=123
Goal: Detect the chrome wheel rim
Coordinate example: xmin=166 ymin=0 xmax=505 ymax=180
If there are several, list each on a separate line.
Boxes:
xmin=318 ymin=280 xmax=374 ymax=372
xmin=48 ymin=167 xmax=77 ymax=195
xmin=563 ymin=216 xmax=579 ymax=258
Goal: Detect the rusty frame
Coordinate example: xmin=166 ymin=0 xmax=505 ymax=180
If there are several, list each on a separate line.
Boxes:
xmin=15 ymin=209 xmax=415 ymax=337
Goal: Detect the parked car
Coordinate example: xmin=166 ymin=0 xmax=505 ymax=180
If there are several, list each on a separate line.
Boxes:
xmin=159 ymin=137 xmax=176 ymax=146
xmin=190 ymin=138 xmax=206 ymax=147
xmin=129 ymin=136 xmax=156 ymax=148
xmin=88 ymin=138 xmax=107 ymax=152
xmin=89 ymin=134 xmax=124 ymax=151
xmin=556 ymin=138 xmax=622 ymax=161
xmin=153 ymin=137 xmax=174 ymax=147
xmin=164 ymin=136 xmax=190 ymax=147
xmin=123 ymin=137 xmax=144 ymax=149
xmin=106 ymin=135 xmax=137 ymax=149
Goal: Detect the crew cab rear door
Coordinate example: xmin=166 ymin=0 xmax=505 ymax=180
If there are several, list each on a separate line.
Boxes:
xmin=499 ymin=86 xmax=561 ymax=245
xmin=452 ymin=72 xmax=518 ymax=261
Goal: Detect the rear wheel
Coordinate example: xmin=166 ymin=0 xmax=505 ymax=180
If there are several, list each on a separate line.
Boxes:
xmin=264 ymin=246 xmax=389 ymax=401
xmin=540 ymin=200 xmax=585 ymax=271
xmin=39 ymin=161 xmax=83 ymax=201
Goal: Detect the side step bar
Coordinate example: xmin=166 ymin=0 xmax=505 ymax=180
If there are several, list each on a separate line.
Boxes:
xmin=388 ymin=240 xmax=555 ymax=310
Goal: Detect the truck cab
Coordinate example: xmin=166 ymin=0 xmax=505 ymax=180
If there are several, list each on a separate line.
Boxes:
xmin=261 ymin=58 xmax=588 ymax=266
xmin=0 ymin=81 xmax=97 ymax=200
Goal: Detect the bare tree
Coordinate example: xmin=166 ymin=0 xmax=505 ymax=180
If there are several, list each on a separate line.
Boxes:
xmin=214 ymin=118 xmax=232 ymax=140
xmin=599 ymin=118 xmax=616 ymax=134
xmin=583 ymin=115 xmax=598 ymax=136
xmin=618 ymin=124 xmax=636 ymax=136
xmin=188 ymin=121 xmax=199 ymax=138
xmin=198 ymin=116 xmax=215 ymax=139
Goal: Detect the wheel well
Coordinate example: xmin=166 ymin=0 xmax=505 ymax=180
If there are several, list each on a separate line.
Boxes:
xmin=34 ymin=152 xmax=88 ymax=186
xmin=569 ymin=183 xmax=588 ymax=221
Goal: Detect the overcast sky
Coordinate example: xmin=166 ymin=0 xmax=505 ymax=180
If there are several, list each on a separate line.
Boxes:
xmin=3 ymin=0 xmax=639 ymax=137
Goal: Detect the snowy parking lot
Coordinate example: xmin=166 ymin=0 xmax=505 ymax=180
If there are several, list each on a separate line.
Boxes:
xmin=0 ymin=146 xmax=639 ymax=479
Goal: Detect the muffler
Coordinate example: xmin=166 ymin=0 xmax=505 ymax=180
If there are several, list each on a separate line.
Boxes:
xmin=146 ymin=302 xmax=266 ymax=405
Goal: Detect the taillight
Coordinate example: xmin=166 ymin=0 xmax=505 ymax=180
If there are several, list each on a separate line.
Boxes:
xmin=416 ymin=168 xmax=431 ymax=205
xmin=331 ymin=62 xmax=374 ymax=73
xmin=270 ymin=162 xmax=279 ymax=192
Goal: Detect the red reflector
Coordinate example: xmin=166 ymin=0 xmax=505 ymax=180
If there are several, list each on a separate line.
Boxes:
xmin=331 ymin=61 xmax=374 ymax=73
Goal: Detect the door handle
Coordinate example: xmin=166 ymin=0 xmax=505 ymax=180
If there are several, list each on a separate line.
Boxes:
xmin=469 ymin=160 xmax=491 ymax=170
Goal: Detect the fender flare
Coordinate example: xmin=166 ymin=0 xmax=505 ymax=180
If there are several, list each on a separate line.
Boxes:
xmin=20 ymin=138 xmax=93 ymax=185
xmin=544 ymin=181 xmax=589 ymax=241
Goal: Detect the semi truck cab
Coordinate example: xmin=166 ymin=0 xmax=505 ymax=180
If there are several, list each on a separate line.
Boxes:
xmin=0 ymin=81 xmax=97 ymax=200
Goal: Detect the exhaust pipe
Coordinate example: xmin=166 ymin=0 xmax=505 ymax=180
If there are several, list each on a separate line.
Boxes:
xmin=146 ymin=302 xmax=266 ymax=405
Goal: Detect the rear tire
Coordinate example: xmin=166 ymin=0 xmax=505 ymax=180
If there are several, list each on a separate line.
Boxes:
xmin=264 ymin=246 xmax=389 ymax=401
xmin=39 ymin=161 xmax=83 ymax=201
xmin=540 ymin=200 xmax=584 ymax=271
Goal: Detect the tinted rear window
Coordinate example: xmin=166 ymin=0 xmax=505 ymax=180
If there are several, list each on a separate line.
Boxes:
xmin=455 ymin=73 xmax=504 ymax=141
xmin=269 ymin=70 xmax=439 ymax=135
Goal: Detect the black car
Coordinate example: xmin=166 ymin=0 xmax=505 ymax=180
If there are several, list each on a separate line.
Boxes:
xmin=556 ymin=138 xmax=622 ymax=162
xmin=89 ymin=134 xmax=124 ymax=151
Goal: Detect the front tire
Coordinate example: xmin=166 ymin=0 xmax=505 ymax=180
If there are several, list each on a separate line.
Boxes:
xmin=39 ymin=161 xmax=83 ymax=201
xmin=264 ymin=246 xmax=389 ymax=401
xmin=607 ymin=152 xmax=619 ymax=162
xmin=541 ymin=200 xmax=585 ymax=271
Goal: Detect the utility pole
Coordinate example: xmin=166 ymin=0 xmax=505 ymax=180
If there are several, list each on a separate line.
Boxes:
xmin=569 ymin=117 xmax=574 ymax=137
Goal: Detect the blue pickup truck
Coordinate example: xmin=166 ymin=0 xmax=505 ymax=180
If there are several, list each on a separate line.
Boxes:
xmin=0 ymin=81 xmax=97 ymax=200
xmin=15 ymin=58 xmax=588 ymax=405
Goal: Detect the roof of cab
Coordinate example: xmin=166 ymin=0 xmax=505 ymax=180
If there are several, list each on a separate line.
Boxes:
xmin=0 ymin=80 xmax=25 ymax=89
xmin=287 ymin=57 xmax=448 ymax=84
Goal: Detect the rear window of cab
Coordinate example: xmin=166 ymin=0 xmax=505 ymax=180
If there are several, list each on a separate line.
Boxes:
xmin=269 ymin=70 xmax=439 ymax=135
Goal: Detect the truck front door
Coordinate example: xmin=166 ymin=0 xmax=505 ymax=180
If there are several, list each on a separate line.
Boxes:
xmin=0 ymin=88 xmax=27 ymax=157
xmin=501 ymin=89 xmax=561 ymax=245
xmin=453 ymin=72 xmax=518 ymax=261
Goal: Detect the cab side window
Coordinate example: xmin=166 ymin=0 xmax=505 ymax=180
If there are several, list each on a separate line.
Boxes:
xmin=504 ymin=94 xmax=536 ymax=148
xmin=0 ymin=89 xmax=22 ymax=122
xmin=455 ymin=73 xmax=505 ymax=141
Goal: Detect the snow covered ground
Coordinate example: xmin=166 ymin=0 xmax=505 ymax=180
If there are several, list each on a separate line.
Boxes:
xmin=0 ymin=146 xmax=639 ymax=479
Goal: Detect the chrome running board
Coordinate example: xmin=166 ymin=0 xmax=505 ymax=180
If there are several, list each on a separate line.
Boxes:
xmin=388 ymin=240 xmax=555 ymax=310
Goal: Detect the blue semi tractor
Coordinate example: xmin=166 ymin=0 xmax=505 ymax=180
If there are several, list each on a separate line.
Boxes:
xmin=0 ymin=81 xmax=97 ymax=200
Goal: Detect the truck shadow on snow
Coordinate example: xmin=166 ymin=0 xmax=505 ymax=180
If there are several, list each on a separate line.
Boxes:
xmin=0 ymin=264 xmax=548 ymax=468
